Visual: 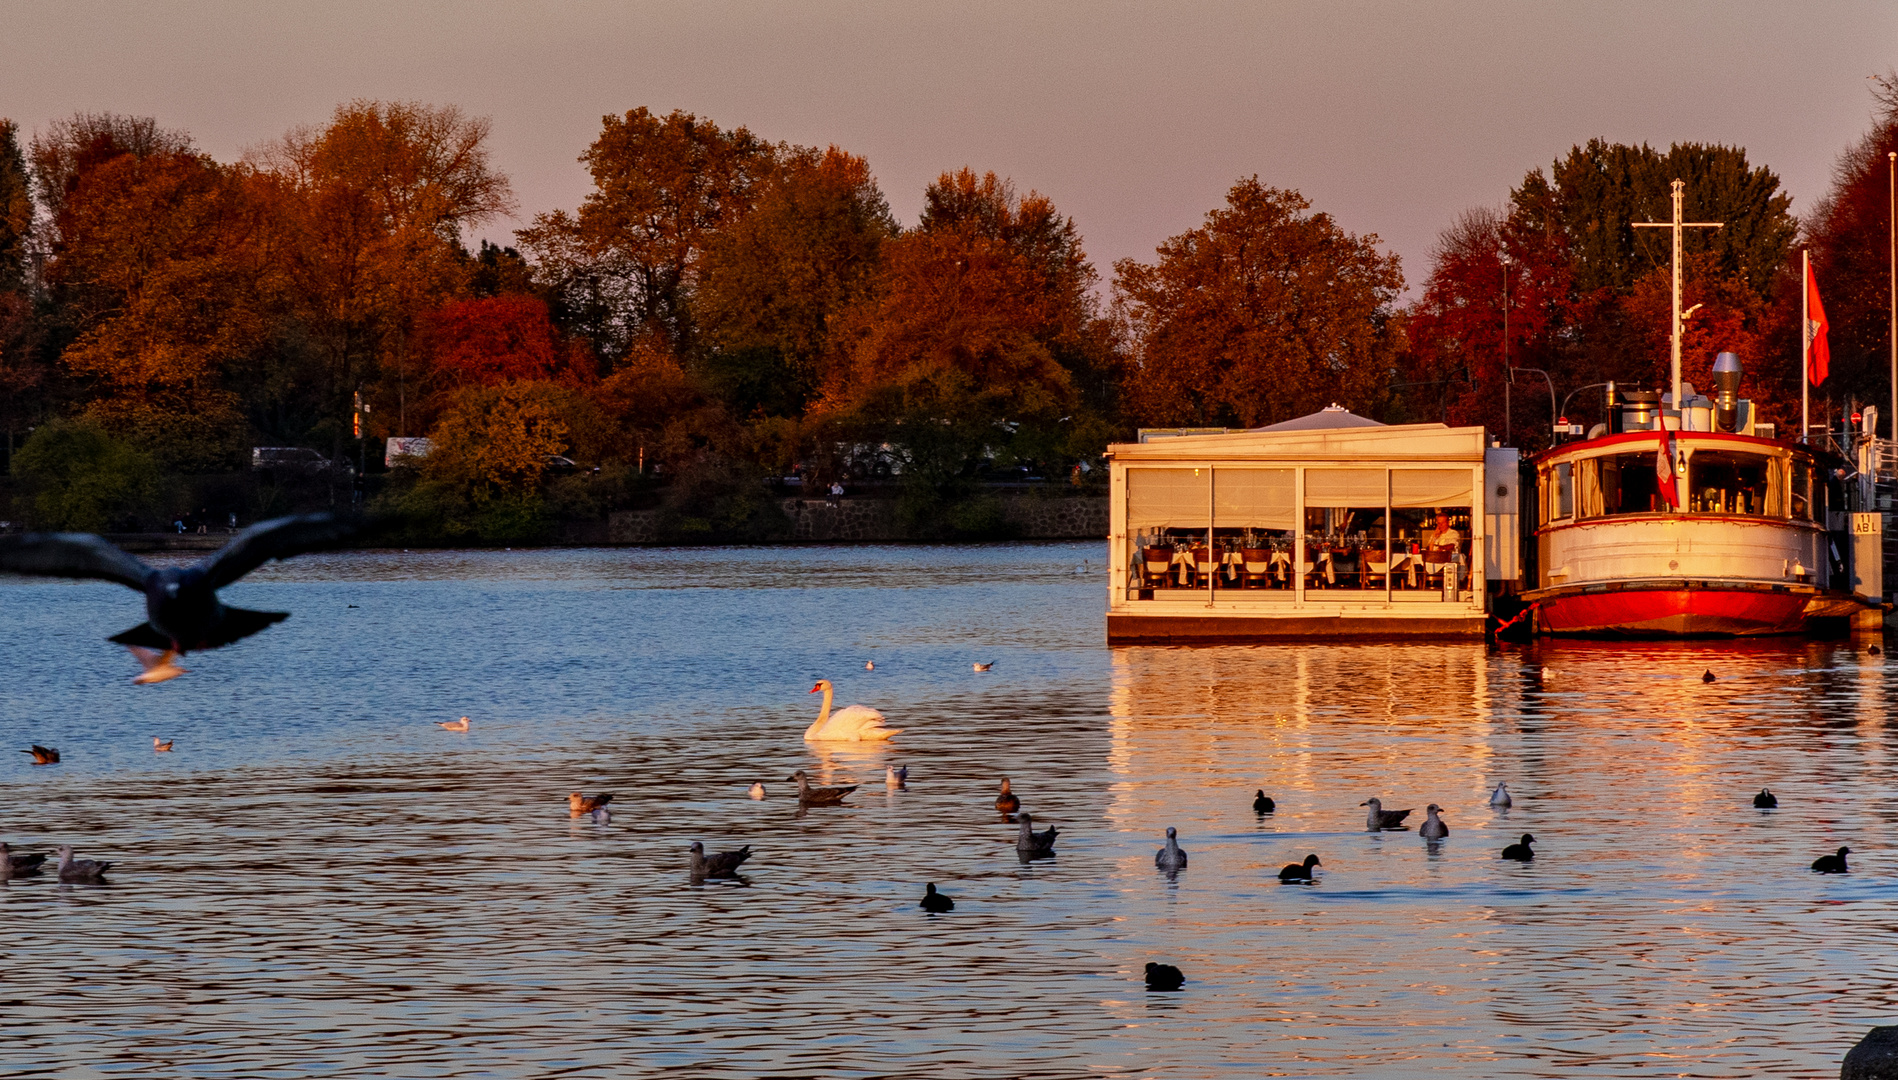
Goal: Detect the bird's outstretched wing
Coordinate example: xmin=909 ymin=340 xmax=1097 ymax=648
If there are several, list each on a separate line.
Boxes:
xmin=199 ymin=513 xmax=362 ymax=589
xmin=0 ymin=533 xmax=152 ymax=590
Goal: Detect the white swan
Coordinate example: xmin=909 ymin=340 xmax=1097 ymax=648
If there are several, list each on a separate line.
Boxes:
xmin=805 ymin=680 xmax=899 ymax=742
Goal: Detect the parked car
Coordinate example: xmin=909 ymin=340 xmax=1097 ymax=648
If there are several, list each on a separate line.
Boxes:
xmin=251 ymin=447 xmax=336 ymax=477
xmin=545 ymin=455 xmax=579 ymax=475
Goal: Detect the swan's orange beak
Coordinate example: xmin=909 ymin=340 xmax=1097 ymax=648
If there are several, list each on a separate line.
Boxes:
xmin=810 ymin=684 xmax=821 ymax=693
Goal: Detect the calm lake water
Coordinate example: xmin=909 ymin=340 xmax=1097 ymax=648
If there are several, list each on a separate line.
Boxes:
xmin=3 ymin=542 xmax=1895 ymax=1078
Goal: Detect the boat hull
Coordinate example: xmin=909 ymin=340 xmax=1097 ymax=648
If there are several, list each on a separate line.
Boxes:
xmin=1534 ymin=584 xmax=1811 ymax=637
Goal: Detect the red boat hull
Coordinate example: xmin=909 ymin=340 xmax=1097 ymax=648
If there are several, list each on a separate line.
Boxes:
xmin=1537 ymin=587 xmax=1810 ymax=637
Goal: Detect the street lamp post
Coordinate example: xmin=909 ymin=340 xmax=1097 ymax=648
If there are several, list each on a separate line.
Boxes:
xmin=1501 ymin=253 xmax=1512 ymax=445
xmin=1888 ymin=150 xmax=1895 ymax=446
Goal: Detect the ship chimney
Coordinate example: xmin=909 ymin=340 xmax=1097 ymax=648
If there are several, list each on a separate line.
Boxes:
xmin=1712 ymin=352 xmax=1742 ymax=432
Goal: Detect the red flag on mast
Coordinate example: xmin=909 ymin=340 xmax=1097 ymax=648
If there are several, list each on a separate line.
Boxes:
xmin=1654 ymin=422 xmax=1679 ymax=509
xmin=1806 ymin=264 xmax=1830 ymax=386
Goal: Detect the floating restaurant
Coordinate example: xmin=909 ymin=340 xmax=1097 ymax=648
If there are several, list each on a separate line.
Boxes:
xmin=1105 ymin=408 xmax=1517 ymax=642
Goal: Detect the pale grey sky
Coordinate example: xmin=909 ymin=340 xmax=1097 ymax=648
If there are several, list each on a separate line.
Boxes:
xmin=4 ymin=1 xmax=1894 ymax=293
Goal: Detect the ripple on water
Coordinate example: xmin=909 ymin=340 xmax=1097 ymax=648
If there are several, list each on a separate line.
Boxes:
xmin=3 ymin=543 xmax=1896 ymax=1077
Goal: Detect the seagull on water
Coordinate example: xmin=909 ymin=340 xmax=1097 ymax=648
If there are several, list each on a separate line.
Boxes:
xmin=57 ymin=845 xmax=111 ymax=883
xmin=1016 ymin=813 xmax=1059 ymax=857
xmin=690 ymin=841 xmax=752 ymax=878
xmin=886 ymin=765 xmax=908 ymax=789
xmin=0 ymin=842 xmax=46 ymax=879
xmin=1489 ymin=783 xmax=1512 ymax=808
xmin=1361 ymin=797 xmax=1412 ymax=830
xmin=1419 ymin=804 xmax=1449 ymax=839
xmin=748 ymin=782 xmax=767 ymax=800
xmin=21 ymin=745 xmax=58 ymax=765
xmin=436 ymin=717 xmax=470 ymax=732
xmin=973 ymin=662 xmax=994 ymax=672
xmin=995 ymin=778 xmax=1021 ymax=816
xmin=152 ymin=737 xmax=174 ymax=753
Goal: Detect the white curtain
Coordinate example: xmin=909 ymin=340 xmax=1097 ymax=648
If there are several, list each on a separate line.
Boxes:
xmin=1391 ymin=468 xmax=1472 ymax=508
xmin=1127 ymin=468 xmax=1209 ymax=530
xmin=1212 ymin=469 xmax=1295 ymax=530
xmin=1305 ymin=469 xmax=1386 ymax=507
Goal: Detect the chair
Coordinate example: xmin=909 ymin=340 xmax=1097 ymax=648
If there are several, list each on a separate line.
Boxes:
xmin=1241 ymin=548 xmax=1274 ymax=588
xmin=1142 ymin=546 xmax=1174 ymax=589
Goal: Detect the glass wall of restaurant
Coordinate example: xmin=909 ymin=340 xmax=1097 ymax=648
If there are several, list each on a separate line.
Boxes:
xmin=1125 ymin=466 xmax=1476 ymax=602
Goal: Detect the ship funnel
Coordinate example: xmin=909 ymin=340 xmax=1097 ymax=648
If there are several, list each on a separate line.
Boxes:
xmin=1712 ymin=352 xmax=1742 ymax=432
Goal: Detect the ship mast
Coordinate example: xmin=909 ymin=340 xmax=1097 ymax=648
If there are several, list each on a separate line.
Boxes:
xmin=1633 ymin=179 xmax=1723 ymax=417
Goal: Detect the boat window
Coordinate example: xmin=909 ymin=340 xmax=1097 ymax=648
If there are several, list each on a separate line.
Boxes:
xmin=1593 ymin=452 xmax=1669 ymax=515
xmin=1791 ymin=459 xmax=1815 ymax=522
xmin=1687 ymin=451 xmax=1770 ymax=516
xmin=1548 ymin=462 xmax=1572 ymax=522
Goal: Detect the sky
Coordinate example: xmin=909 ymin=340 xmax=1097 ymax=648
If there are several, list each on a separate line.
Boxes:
xmin=3 ymin=1 xmax=1895 ymax=295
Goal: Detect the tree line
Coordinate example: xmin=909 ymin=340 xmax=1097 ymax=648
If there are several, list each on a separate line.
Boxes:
xmin=0 ymin=82 xmax=1894 ymax=539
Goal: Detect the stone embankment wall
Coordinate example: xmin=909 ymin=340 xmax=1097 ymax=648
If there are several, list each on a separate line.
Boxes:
xmin=600 ymin=494 xmax=1106 ymax=545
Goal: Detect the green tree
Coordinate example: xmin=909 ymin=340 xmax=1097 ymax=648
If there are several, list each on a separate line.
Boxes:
xmin=0 ymin=118 xmax=41 ymax=457
xmin=1115 ymin=178 xmax=1404 ymax=427
xmin=10 ymin=418 xmax=160 ymax=531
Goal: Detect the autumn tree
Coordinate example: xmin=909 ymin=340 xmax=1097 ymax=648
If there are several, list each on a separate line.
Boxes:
xmin=518 ymin=107 xmax=773 ymax=363
xmin=819 ymin=170 xmax=1103 ymax=502
xmin=1115 ymin=178 xmax=1404 ymax=427
xmin=1804 ymin=72 xmax=1898 ymax=414
xmin=0 ymin=117 xmax=41 ymax=455
xmin=36 ymin=134 xmax=266 ymax=470
xmin=694 ymin=145 xmax=896 ymax=417
xmin=255 ymin=100 xmax=514 ymax=453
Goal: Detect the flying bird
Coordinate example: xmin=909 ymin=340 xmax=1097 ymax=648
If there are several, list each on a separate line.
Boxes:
xmin=0 ymin=514 xmax=365 ymax=671
xmin=1155 ymin=826 xmax=1188 ymax=872
xmin=437 ymin=717 xmax=470 ymax=732
xmin=920 ymin=882 xmax=954 ymax=912
xmin=1252 ymin=789 xmax=1276 ymax=814
xmin=1501 ymin=833 xmax=1537 ymax=861
xmin=56 ymin=845 xmax=111 ymax=883
xmin=1753 ymin=788 xmax=1778 ymax=809
xmin=569 ymin=792 xmax=614 ymax=819
xmin=1278 ymin=854 xmax=1321 ymax=882
xmin=21 ymin=745 xmax=58 ymax=765
xmin=1144 ymin=962 xmax=1185 ymax=991
xmin=152 ymin=737 xmax=174 ymax=753
xmin=689 ymin=841 xmax=752 ymax=878
xmin=1811 ymin=846 xmax=1851 ymax=874
xmin=129 ymin=646 xmax=188 ymax=685
xmin=1361 ymin=797 xmax=1412 ymax=830
xmin=786 ymin=769 xmax=856 ymax=806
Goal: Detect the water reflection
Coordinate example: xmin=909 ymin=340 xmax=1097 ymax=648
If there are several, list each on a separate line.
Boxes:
xmin=2 ymin=544 xmax=1895 ymax=1077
